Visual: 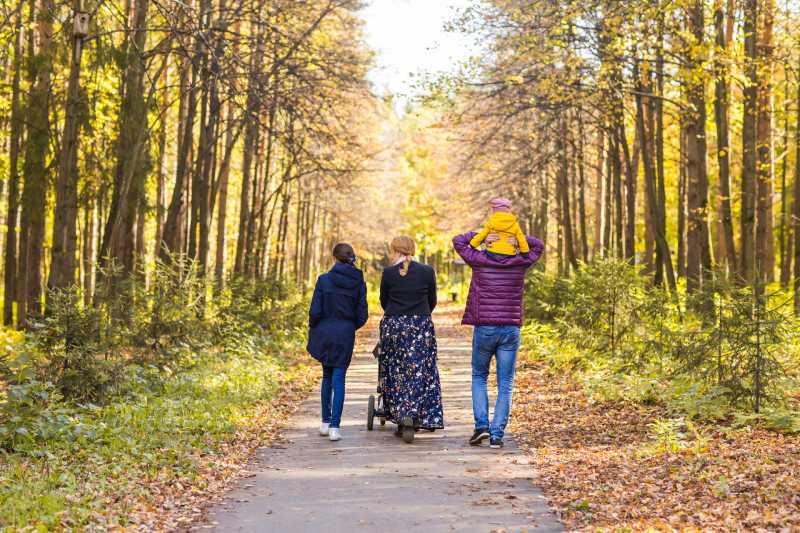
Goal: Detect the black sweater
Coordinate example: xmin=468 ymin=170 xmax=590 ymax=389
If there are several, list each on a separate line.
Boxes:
xmin=380 ymin=261 xmax=437 ymax=316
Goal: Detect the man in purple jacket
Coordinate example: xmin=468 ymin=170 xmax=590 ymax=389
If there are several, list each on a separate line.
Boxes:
xmin=452 ymin=231 xmax=544 ymax=448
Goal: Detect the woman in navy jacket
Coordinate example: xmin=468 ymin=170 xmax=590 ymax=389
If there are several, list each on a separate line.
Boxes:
xmin=307 ymin=243 xmax=369 ymax=441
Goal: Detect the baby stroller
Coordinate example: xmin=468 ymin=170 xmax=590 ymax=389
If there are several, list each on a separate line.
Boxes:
xmin=366 ymin=339 xmax=417 ymax=443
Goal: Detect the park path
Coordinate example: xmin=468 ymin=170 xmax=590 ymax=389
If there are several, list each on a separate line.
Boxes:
xmin=202 ymin=307 xmax=562 ymax=533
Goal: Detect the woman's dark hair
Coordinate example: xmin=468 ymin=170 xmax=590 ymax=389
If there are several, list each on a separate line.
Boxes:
xmin=333 ymin=243 xmax=356 ymax=264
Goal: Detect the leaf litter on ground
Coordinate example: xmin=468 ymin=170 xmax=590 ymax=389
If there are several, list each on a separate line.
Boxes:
xmin=511 ymin=359 xmax=800 ymax=532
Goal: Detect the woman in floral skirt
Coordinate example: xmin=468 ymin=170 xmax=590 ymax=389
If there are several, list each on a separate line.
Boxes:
xmin=379 ymin=236 xmax=444 ymax=441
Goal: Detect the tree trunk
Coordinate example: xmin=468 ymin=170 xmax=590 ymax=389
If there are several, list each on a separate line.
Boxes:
xmin=558 ymin=117 xmax=579 ymax=272
xmin=154 ymin=67 xmax=168 ymax=255
xmin=755 ymin=0 xmax=775 ymax=287
xmin=612 ymin=134 xmax=623 ymax=260
xmin=3 ymin=7 xmax=24 ymax=325
xmin=49 ymin=0 xmax=87 ymax=292
xmin=234 ymin=26 xmax=266 ymax=275
xmin=677 ymin=119 xmax=687 ymax=278
xmin=621 ymin=120 xmax=636 ymax=265
xmin=793 ymin=65 xmax=800 ymax=314
xmin=592 ymin=129 xmax=605 ymax=259
xmin=577 ymin=110 xmax=589 ymax=262
xmin=604 ymin=132 xmax=613 ymax=258
xmin=685 ymin=0 xmax=712 ymax=292
xmin=99 ymin=0 xmax=150 ymax=276
xmin=82 ymin=199 xmax=96 ymax=306
xmin=713 ymin=0 xmax=738 ymax=271
xmin=18 ymin=0 xmax=55 ymax=326
xmin=780 ymin=73 xmax=792 ymax=287
xmin=161 ymin=53 xmax=196 ymax=262
xmin=215 ymin=102 xmax=237 ymax=289
xmin=740 ymin=0 xmax=758 ymax=283
xmin=655 ymin=9 xmax=668 ymax=280
xmin=636 ymin=60 xmax=677 ymax=292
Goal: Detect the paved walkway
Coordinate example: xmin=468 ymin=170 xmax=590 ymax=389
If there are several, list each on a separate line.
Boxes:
xmin=203 ymin=309 xmax=562 ymax=533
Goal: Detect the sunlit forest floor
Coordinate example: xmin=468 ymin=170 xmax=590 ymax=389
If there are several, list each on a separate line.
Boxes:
xmin=0 ymin=323 xmax=317 ymax=530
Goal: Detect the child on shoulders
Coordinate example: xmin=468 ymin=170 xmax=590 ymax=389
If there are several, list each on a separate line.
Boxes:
xmin=470 ymin=197 xmax=529 ymax=258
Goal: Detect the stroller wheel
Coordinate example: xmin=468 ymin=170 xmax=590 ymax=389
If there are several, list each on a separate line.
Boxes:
xmin=427 ymin=428 xmax=436 ymax=432
xmin=401 ymin=417 xmax=415 ymax=444
xmin=367 ymin=395 xmax=375 ymax=431
xmin=380 ymin=417 xmax=386 ymax=426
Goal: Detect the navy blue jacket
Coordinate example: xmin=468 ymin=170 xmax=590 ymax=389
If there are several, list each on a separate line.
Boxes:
xmin=307 ymin=262 xmax=369 ymax=368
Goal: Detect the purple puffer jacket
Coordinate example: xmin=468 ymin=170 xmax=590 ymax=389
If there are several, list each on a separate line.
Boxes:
xmin=452 ymin=232 xmax=544 ymax=327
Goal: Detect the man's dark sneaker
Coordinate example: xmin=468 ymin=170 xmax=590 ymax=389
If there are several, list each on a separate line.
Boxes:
xmin=489 ymin=437 xmax=504 ymax=449
xmin=469 ymin=428 xmax=490 ymax=446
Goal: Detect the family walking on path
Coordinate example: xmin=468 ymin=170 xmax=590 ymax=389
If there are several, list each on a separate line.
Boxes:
xmin=207 ymin=199 xmax=561 ymax=532
xmin=306 ymin=198 xmax=544 ymax=448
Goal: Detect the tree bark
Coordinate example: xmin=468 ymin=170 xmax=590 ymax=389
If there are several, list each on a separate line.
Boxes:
xmin=755 ymin=0 xmax=775 ymax=286
xmin=18 ymin=0 xmax=55 ymax=326
xmin=154 ymin=67 xmax=168 ymax=255
xmin=794 ymin=66 xmax=800 ymax=314
xmin=713 ymin=0 xmax=737 ymax=271
xmin=234 ymin=24 xmax=266 ymax=275
xmin=558 ymin=117 xmax=579 ymax=272
xmin=3 ymin=6 xmax=25 ymax=325
xmin=636 ymin=60 xmax=677 ymax=292
xmin=49 ymin=0 xmax=87 ymax=292
xmin=685 ymin=0 xmax=712 ymax=292
xmin=780 ymin=74 xmax=792 ymax=287
xmin=161 ymin=53 xmax=196 ymax=262
xmin=99 ymin=0 xmax=151 ymax=276
xmin=593 ymin=129 xmax=605 ymax=259
xmin=740 ymin=0 xmax=758 ymax=282
xmin=678 ymin=117 xmax=687 ymax=278
xmin=577 ymin=110 xmax=589 ymax=262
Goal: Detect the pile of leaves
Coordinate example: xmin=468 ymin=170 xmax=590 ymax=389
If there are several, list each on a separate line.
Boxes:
xmin=511 ymin=359 xmax=800 ymax=531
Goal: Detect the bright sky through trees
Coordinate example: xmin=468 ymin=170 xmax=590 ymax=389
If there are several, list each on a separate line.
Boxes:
xmin=359 ymin=0 xmax=477 ymax=110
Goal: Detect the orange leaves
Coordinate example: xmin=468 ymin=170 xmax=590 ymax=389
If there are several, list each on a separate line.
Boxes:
xmin=511 ymin=361 xmax=800 ymax=532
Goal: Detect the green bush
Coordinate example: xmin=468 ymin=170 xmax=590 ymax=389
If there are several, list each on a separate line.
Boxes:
xmin=523 ymin=259 xmax=797 ymax=419
xmin=26 ymin=290 xmax=124 ymax=403
xmin=0 ymin=379 xmax=80 ymax=452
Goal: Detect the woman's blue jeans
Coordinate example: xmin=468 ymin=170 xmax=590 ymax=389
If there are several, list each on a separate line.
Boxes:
xmin=471 ymin=325 xmax=521 ymax=440
xmin=321 ymin=366 xmax=347 ymax=428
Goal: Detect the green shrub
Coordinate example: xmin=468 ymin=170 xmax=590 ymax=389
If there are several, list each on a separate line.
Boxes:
xmin=29 ymin=290 xmax=124 ymax=403
xmin=0 ymin=379 xmax=80 ymax=452
xmin=522 ymin=259 xmax=797 ymax=418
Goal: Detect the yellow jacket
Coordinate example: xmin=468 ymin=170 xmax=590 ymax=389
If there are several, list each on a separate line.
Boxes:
xmin=470 ymin=212 xmax=529 ymax=256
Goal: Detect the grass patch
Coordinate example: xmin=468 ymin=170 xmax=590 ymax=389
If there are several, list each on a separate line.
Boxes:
xmin=0 ymin=342 xmax=316 ymax=531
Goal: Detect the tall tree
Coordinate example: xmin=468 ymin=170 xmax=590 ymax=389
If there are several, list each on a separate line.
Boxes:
xmin=3 ymin=3 xmax=25 ymax=325
xmin=740 ymin=0 xmax=759 ymax=282
xmin=755 ymin=0 xmax=776 ymax=286
xmin=49 ymin=1 xmax=88 ymax=291
xmin=684 ymin=0 xmax=712 ymax=292
xmin=713 ymin=0 xmax=737 ymax=270
xmin=18 ymin=0 xmax=55 ymax=326
xmin=100 ymin=0 xmax=151 ymax=275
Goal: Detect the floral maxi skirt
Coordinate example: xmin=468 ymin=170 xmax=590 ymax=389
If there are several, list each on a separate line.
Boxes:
xmin=379 ymin=315 xmax=444 ymax=430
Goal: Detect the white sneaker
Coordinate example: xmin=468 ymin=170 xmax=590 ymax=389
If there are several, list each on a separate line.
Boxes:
xmin=329 ymin=428 xmax=341 ymax=441
xmin=319 ymin=423 xmax=330 ymax=436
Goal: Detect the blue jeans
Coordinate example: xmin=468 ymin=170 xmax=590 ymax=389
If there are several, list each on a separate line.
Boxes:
xmin=471 ymin=325 xmax=521 ymax=440
xmin=321 ymin=366 xmax=346 ymax=428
